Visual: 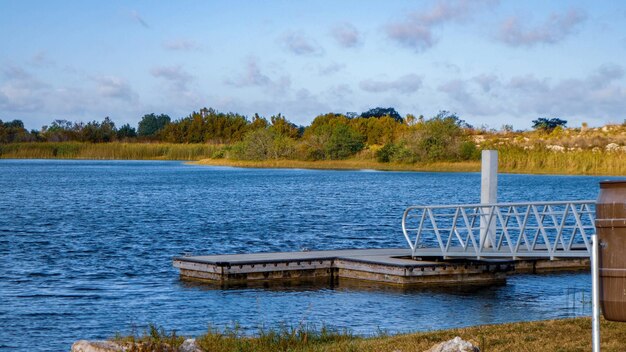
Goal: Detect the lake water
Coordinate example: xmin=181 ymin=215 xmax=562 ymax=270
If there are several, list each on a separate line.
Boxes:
xmin=0 ymin=160 xmax=620 ymax=351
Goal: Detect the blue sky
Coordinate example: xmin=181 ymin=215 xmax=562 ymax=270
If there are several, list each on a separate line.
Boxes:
xmin=1 ymin=0 xmax=625 ymax=130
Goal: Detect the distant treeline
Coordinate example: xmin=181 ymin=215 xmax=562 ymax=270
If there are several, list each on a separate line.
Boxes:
xmin=0 ymin=107 xmax=480 ymax=162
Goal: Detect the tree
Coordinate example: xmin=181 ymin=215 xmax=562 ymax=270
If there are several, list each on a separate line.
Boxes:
xmin=81 ymin=117 xmax=116 ymax=143
xmin=303 ymin=114 xmax=365 ymax=160
xmin=138 ymin=113 xmax=171 ymax=137
xmin=326 ymin=124 xmax=365 ymax=159
xmin=386 ymin=110 xmax=471 ymax=162
xmin=0 ymin=119 xmax=32 ymax=143
xmin=41 ymin=119 xmax=81 ymax=142
xmin=269 ymin=113 xmax=300 ymax=139
xmin=249 ymin=113 xmax=269 ymax=131
xmin=360 ymin=107 xmax=402 ymax=122
xmin=117 ymin=123 xmax=137 ymax=140
xmin=532 ymin=118 xmax=567 ymax=132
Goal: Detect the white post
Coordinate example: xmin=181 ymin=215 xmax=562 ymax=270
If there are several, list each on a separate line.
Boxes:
xmin=591 ymin=235 xmax=601 ymax=352
xmin=480 ymin=150 xmax=498 ymax=248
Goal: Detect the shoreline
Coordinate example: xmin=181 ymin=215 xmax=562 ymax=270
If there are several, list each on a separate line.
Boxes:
xmin=1 ymin=141 xmax=625 ymax=176
xmin=190 ymin=158 xmax=482 ymax=173
xmin=191 ymin=158 xmax=626 ymax=176
xmin=73 ymin=317 xmax=626 ymax=352
xmin=1 ymin=156 xmax=625 ymax=176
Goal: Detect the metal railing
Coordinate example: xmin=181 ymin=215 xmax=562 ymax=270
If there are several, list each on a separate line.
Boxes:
xmin=402 ymin=200 xmax=596 ymax=259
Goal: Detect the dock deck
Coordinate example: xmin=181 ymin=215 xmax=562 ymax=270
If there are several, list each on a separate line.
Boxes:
xmin=173 ymin=248 xmax=589 ymax=288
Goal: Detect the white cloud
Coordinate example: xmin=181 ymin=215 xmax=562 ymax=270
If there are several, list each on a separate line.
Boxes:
xmin=385 ymin=0 xmax=497 ymax=52
xmin=472 ymin=74 xmax=499 ymax=93
xmin=95 ymin=76 xmax=138 ymax=102
xmin=359 ymin=74 xmax=423 ymax=94
xmin=498 ymin=9 xmax=586 ymax=47
xmin=0 ymin=66 xmax=49 ymax=112
xmin=438 ymin=79 xmax=498 ymax=115
xmin=318 ymin=62 xmax=346 ymax=76
xmin=331 ymin=23 xmax=361 ymax=48
xmin=225 ymin=57 xmax=291 ymax=95
xmin=150 ymin=65 xmax=193 ymax=91
xmin=434 ymin=65 xmax=626 ymax=125
xmin=281 ymin=31 xmax=324 ymax=56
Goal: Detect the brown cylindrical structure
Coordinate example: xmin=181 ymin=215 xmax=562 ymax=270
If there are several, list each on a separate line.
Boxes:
xmin=597 ymin=180 xmax=626 ymax=322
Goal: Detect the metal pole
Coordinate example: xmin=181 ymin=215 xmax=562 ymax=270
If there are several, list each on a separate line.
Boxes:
xmin=480 ymin=150 xmax=498 ymax=248
xmin=591 ymin=234 xmax=601 ymax=352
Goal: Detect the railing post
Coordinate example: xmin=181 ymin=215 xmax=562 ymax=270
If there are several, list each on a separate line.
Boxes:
xmin=591 ymin=234 xmax=601 ymax=352
xmin=480 ymin=150 xmax=498 ymax=248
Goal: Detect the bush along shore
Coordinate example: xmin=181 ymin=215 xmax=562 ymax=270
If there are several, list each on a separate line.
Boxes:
xmin=1 ymin=141 xmax=625 ymax=176
xmin=2 ymin=108 xmax=626 ymax=175
xmin=71 ymin=318 xmax=626 ymax=352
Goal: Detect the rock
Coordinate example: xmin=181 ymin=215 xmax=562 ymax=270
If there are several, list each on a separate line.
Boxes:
xmin=605 ymin=143 xmax=621 ymax=152
xmin=425 ymin=336 xmax=479 ymax=352
xmin=71 ymin=338 xmax=200 ymax=352
xmin=180 ymin=338 xmax=202 ymax=352
xmin=546 ymin=145 xmax=565 ymax=152
xmin=71 ymin=340 xmax=125 ymax=352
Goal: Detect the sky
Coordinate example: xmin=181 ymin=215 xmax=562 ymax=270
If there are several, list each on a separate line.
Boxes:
xmin=1 ymin=0 xmax=626 ymax=130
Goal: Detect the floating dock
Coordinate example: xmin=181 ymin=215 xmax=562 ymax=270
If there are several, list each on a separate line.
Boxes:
xmin=173 ymin=248 xmax=589 ymax=288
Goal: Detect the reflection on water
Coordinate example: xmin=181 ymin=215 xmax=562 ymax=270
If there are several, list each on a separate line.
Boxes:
xmin=0 ymin=160 xmax=613 ymax=351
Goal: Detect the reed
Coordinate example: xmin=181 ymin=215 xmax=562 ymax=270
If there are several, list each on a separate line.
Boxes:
xmin=498 ymin=148 xmax=626 ymax=175
xmin=2 ymin=142 xmax=625 ymax=175
xmin=0 ymin=142 xmax=221 ymax=160
xmin=192 ymin=158 xmax=481 ymax=172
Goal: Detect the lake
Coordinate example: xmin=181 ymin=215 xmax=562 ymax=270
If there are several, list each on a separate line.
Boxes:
xmin=0 ymin=160 xmax=618 ymax=351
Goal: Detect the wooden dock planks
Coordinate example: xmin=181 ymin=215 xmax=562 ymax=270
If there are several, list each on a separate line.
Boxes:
xmin=174 ymin=248 xmax=589 ymax=287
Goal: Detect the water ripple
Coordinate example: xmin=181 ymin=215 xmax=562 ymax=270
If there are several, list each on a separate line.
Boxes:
xmin=0 ymin=160 xmax=614 ymax=351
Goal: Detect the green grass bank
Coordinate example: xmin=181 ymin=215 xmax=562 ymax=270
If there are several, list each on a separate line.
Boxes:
xmin=111 ymin=318 xmax=626 ymax=352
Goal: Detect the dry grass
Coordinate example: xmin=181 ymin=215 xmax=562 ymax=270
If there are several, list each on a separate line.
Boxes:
xmin=498 ymin=149 xmax=626 ymax=176
xmin=341 ymin=317 xmax=626 ymax=352
xmin=112 ymin=318 xmax=626 ymax=352
xmin=194 ymin=152 xmax=626 ymax=176
xmin=2 ymin=142 xmax=625 ymax=176
xmin=193 ymin=158 xmax=482 ymax=172
xmin=0 ymin=142 xmax=221 ymax=160
xmin=114 ymin=324 xmax=185 ymax=352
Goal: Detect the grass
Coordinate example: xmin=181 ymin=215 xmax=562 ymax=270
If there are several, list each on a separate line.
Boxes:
xmin=192 ymin=158 xmax=482 ymax=173
xmin=194 ymin=149 xmax=626 ymax=176
xmin=0 ymin=142 xmax=221 ymax=160
xmin=111 ymin=318 xmax=626 ymax=352
xmin=498 ymin=148 xmax=626 ymax=175
xmin=2 ymin=142 xmax=625 ymax=175
xmin=114 ymin=324 xmax=185 ymax=352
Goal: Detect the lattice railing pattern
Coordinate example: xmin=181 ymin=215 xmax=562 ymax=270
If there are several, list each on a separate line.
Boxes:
xmin=402 ymin=201 xmax=596 ymax=259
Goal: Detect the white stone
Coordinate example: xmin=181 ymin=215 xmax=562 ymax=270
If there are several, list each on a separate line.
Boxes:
xmin=71 ymin=338 xmax=200 ymax=352
xmin=426 ymin=336 xmax=480 ymax=352
xmin=546 ymin=145 xmax=565 ymax=152
xmin=71 ymin=340 xmax=125 ymax=352
xmin=472 ymin=135 xmax=485 ymax=143
xmin=605 ymin=143 xmax=621 ymax=152
xmin=180 ymin=338 xmax=202 ymax=352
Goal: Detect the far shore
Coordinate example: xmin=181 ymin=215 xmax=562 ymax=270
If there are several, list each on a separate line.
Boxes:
xmin=191 ymin=157 xmax=626 ymax=176
xmin=191 ymin=158 xmax=482 ymax=173
xmin=1 ymin=141 xmax=625 ymax=176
